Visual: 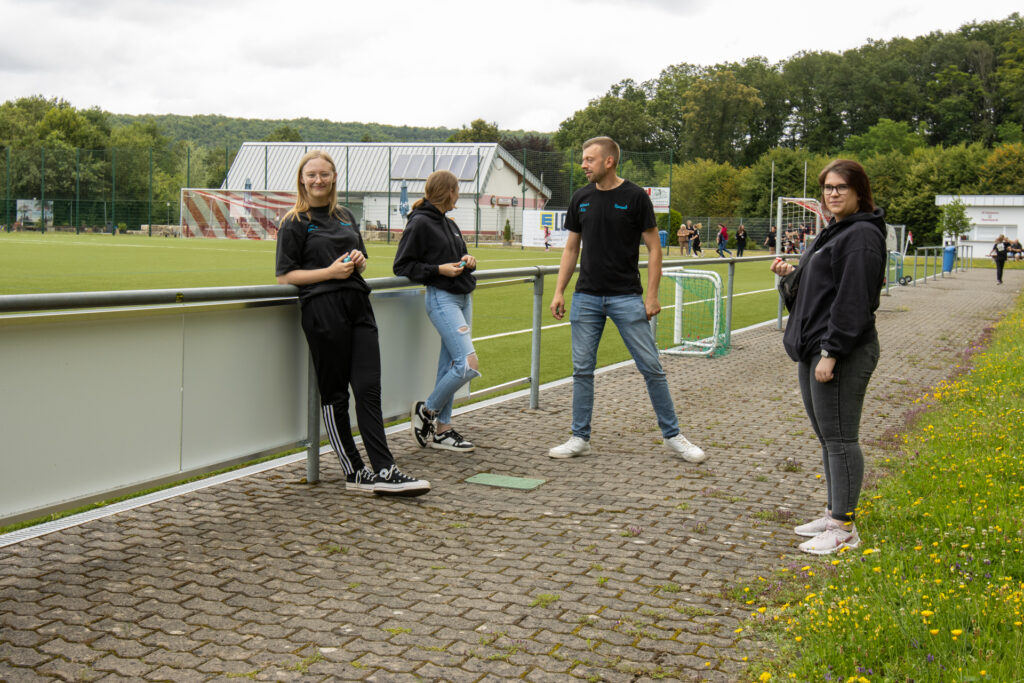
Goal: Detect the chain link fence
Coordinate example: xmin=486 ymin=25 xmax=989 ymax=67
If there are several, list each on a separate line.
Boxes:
xmin=0 ymin=145 xmax=235 ymax=233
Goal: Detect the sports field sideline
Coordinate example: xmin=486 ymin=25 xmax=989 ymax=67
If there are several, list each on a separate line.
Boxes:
xmin=0 ymin=231 xmax=849 ymax=391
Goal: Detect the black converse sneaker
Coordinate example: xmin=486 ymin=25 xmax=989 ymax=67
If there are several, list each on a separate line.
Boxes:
xmin=410 ymin=401 xmax=436 ymax=448
xmin=430 ymin=428 xmax=475 ymax=452
xmin=374 ymin=465 xmax=431 ymax=497
xmin=345 ymin=467 xmax=377 ymax=493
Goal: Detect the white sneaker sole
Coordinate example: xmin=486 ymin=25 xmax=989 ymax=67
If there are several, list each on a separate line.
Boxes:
xmin=546 ymin=446 xmax=592 ymax=459
xmin=429 ymin=441 xmax=475 ymax=452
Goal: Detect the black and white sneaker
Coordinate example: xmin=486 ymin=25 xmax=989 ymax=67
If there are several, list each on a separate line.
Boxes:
xmin=410 ymin=401 xmax=436 ymax=448
xmin=374 ymin=465 xmax=431 ymax=497
xmin=430 ymin=428 xmax=475 ymax=452
xmin=345 ymin=467 xmax=377 ymax=493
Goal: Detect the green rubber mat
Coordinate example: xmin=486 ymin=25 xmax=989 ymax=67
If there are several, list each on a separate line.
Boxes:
xmin=465 ymin=473 xmax=545 ymax=490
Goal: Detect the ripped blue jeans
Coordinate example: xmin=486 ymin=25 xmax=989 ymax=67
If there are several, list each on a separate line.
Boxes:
xmin=424 ymin=287 xmax=480 ymax=425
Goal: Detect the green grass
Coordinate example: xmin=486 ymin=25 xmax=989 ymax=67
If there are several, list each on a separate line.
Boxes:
xmin=743 ymin=294 xmax=1024 ymax=682
xmin=0 ymin=231 xmax=785 ymax=393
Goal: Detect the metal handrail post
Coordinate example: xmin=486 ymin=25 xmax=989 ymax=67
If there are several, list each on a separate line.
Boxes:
xmin=530 ymin=270 xmax=543 ymax=409
xmin=306 ymin=352 xmax=320 ymax=484
xmin=725 ymin=260 xmax=736 ymax=334
xmin=912 ymin=248 xmax=917 ymax=285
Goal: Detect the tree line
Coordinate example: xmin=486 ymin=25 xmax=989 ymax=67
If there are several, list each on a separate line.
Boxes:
xmin=2 ymin=13 xmax=1023 ymax=240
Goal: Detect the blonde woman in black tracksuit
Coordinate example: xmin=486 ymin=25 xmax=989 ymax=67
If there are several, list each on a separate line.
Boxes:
xmin=275 ymin=150 xmax=429 ymax=496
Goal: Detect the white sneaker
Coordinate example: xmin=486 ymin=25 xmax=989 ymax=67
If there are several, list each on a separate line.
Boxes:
xmin=794 ymin=513 xmax=833 ymax=538
xmin=664 ymin=434 xmax=706 ymax=463
xmin=798 ymin=521 xmax=860 ymax=555
xmin=547 ymin=436 xmax=591 ymax=459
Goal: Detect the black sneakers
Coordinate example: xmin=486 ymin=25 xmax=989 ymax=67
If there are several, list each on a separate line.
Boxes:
xmin=345 ymin=466 xmax=377 ymax=493
xmin=430 ymin=428 xmax=475 ymax=452
xmin=374 ymin=465 xmax=431 ymax=497
xmin=410 ymin=401 xmax=436 ymax=448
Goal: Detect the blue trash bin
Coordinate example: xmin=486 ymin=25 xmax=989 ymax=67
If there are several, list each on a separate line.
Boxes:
xmin=659 ymin=230 xmax=668 ymax=248
xmin=942 ymin=245 xmax=956 ymax=272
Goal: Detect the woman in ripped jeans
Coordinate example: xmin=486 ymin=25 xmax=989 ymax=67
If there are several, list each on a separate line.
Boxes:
xmin=393 ymin=170 xmax=480 ymax=453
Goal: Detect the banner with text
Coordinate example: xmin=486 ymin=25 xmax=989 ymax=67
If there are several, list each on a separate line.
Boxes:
xmin=522 ymin=209 xmax=570 ymax=249
xmin=644 ymin=187 xmax=670 ymax=214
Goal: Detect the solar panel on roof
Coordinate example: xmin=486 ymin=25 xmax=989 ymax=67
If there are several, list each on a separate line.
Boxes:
xmin=390 ymin=154 xmax=478 ymax=181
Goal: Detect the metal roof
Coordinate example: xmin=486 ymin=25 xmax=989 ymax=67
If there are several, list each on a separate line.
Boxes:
xmin=224 ymin=142 xmax=551 ymax=198
xmin=935 ymin=195 xmax=1024 ymax=207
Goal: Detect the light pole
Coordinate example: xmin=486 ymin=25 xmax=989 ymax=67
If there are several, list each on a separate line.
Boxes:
xmin=166 ymin=202 xmax=170 ymax=226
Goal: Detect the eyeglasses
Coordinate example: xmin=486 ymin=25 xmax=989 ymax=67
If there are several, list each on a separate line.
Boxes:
xmin=303 ymin=172 xmax=334 ymax=181
xmin=823 ymin=183 xmax=850 ymax=195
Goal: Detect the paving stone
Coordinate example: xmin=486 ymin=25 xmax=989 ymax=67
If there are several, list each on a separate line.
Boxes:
xmin=0 ymin=269 xmax=1016 ymax=681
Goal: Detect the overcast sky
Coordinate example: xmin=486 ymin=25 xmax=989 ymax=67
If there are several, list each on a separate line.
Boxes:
xmin=1 ymin=0 xmax=1020 ymax=132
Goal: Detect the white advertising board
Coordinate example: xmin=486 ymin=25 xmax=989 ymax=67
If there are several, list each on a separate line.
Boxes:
xmin=522 ymin=210 xmax=570 ymax=248
xmin=643 ymin=187 xmax=670 ymax=214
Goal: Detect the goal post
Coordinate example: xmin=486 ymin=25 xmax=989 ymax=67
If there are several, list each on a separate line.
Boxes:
xmin=656 ymin=267 xmax=730 ymax=357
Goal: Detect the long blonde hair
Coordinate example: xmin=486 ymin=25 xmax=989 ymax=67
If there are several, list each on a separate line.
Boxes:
xmin=411 ymin=170 xmax=459 ymax=213
xmin=283 ymin=150 xmax=338 ymax=222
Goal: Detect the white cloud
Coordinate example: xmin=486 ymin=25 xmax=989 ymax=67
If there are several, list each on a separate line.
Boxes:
xmin=0 ymin=0 xmax=1020 ymax=131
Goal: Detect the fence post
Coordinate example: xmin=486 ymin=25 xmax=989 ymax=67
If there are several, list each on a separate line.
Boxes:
xmin=387 ymin=146 xmax=392 ymax=244
xmin=40 ymin=148 xmax=45 ymax=234
xmin=726 ymin=260 xmax=735 ymax=335
xmin=75 ymin=148 xmax=80 ymax=234
xmin=111 ymin=148 xmax=117 ymax=233
xmin=5 ymin=147 xmax=10 ymax=232
xmin=306 ymin=352 xmax=320 ymax=485
xmin=186 ymin=146 xmax=191 ymax=189
xmin=475 ymin=147 xmax=480 ymax=248
xmin=148 ymin=148 xmax=153 ymax=237
xmin=530 ymin=271 xmax=543 ymax=409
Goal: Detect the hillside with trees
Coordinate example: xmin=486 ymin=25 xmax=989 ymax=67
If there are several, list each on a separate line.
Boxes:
xmin=2 ymin=13 xmax=1023 ymax=241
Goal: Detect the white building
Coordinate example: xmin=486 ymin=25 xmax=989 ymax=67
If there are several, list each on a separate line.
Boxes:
xmin=200 ymin=142 xmax=550 ymax=241
xmin=935 ymin=195 xmax=1024 ymax=252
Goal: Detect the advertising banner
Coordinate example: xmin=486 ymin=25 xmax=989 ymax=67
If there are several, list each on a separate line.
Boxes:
xmin=522 ymin=209 xmax=569 ymax=249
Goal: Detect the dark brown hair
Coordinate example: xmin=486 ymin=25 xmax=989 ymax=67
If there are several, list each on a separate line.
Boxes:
xmin=818 ymin=159 xmax=875 ymax=214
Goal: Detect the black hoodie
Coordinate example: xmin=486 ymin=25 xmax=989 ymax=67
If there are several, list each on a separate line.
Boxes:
xmin=392 ymin=200 xmax=476 ymax=294
xmin=782 ymin=208 xmax=888 ymax=362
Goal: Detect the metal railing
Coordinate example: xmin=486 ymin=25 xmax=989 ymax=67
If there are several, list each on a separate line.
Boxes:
xmin=910 ymin=244 xmax=973 ymax=284
xmin=0 ymin=253 xmax=781 ymax=518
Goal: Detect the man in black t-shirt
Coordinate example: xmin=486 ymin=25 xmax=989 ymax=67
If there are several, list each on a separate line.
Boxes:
xmin=547 ymin=137 xmax=706 ymax=463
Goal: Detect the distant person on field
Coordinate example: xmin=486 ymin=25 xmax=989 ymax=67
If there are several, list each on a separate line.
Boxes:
xmin=678 ymin=220 xmax=693 ymax=255
xmin=770 ymin=159 xmax=886 ymax=555
xmin=1010 ymin=239 xmax=1023 ymax=261
xmin=990 ymin=234 xmax=1009 ymax=285
xmin=547 ymin=136 xmax=705 ymax=463
xmin=690 ymin=223 xmax=703 ymax=257
xmin=764 ymin=225 xmax=777 ymax=253
xmin=736 ymin=224 xmax=748 ymax=257
xmin=393 ymin=170 xmax=480 ymax=453
xmin=715 ymin=223 xmax=732 ymax=258
xmin=275 ymin=150 xmax=430 ymax=496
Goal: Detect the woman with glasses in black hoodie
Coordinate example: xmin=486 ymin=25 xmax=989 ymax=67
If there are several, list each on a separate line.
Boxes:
xmin=770 ymin=160 xmax=887 ymax=556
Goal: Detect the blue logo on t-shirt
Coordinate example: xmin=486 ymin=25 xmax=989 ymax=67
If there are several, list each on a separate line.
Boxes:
xmin=579 ymin=202 xmax=590 ymax=213
xmin=307 ymin=224 xmax=317 ymax=233
xmin=614 ymin=203 xmax=628 ymax=210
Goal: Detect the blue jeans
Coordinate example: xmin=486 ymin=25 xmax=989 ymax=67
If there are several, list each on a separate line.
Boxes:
xmin=424 ymin=287 xmax=480 ymax=425
xmin=797 ymin=333 xmax=880 ymax=522
xmin=569 ymin=292 xmax=679 ymax=440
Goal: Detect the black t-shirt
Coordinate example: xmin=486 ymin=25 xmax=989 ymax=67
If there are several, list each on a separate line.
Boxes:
xmin=993 ymin=241 xmax=1008 ymax=261
xmin=275 ymin=204 xmax=370 ymax=302
xmin=565 ymin=180 xmax=657 ymax=296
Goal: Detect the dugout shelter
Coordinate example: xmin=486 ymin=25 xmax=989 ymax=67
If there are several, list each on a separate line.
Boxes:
xmin=182 ymin=142 xmax=551 ymax=240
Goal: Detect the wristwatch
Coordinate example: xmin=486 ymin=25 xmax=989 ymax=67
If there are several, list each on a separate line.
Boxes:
xmin=820 ymin=349 xmax=831 ymax=358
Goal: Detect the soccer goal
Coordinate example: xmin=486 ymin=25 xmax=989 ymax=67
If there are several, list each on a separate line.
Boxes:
xmin=180 ymin=188 xmax=295 ymax=239
xmin=776 ymin=197 xmax=826 ymax=254
xmin=658 ymin=267 xmax=730 ymax=357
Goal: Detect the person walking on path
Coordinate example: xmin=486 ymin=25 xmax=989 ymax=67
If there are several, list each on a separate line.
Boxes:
xmin=547 ymin=136 xmax=705 ymax=463
xmin=715 ymin=223 xmax=733 ymax=258
xmin=736 ymin=224 xmax=748 ymax=257
xmin=276 ymin=150 xmax=430 ymax=496
xmin=990 ymin=234 xmax=1009 ymax=285
xmin=393 ymin=170 xmax=480 ymax=453
xmin=770 ymin=159 xmax=887 ymax=554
